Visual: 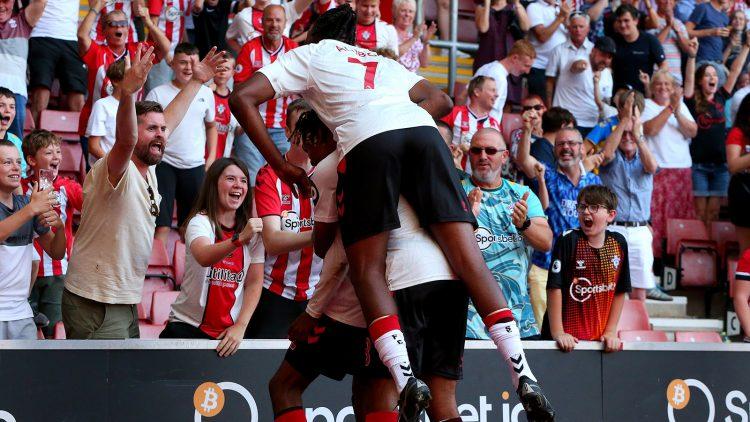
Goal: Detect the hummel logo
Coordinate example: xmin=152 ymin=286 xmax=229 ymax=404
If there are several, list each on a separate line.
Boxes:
xmin=576 ymin=260 xmax=586 ymax=269
xmin=400 ymin=364 xmax=413 ymax=377
xmin=510 ymin=355 xmax=525 ymax=373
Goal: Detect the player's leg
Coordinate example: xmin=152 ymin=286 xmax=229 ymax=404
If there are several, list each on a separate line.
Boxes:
xmin=268 ymin=361 xmax=315 ymax=422
xmin=352 ymin=376 xmax=398 ymax=422
xmin=338 ymin=135 xmax=430 ymax=420
xmin=401 ymin=127 xmax=554 ymax=420
xmin=423 ymin=376 xmax=460 ymax=422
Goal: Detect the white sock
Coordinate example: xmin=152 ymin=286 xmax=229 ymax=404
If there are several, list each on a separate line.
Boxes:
xmin=488 ymin=320 xmax=537 ymax=389
xmin=372 ymin=328 xmax=413 ymax=392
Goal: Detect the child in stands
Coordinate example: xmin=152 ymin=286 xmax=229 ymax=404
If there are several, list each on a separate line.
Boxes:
xmin=21 ymin=130 xmax=83 ymax=337
xmin=543 ymin=185 xmax=631 ymax=353
xmin=0 ymin=88 xmax=26 ymax=177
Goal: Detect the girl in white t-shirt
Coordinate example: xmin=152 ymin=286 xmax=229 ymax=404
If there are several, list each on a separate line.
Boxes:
xmin=160 ymin=158 xmax=264 ymax=357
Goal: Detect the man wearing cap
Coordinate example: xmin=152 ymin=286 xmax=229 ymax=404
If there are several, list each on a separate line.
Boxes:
xmin=545 ymin=12 xmax=616 ymax=138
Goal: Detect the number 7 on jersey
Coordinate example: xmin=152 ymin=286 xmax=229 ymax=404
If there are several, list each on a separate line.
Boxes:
xmin=348 ymin=58 xmax=378 ymax=89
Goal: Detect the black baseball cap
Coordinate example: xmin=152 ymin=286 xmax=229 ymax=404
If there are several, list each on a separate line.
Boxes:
xmin=594 ymin=36 xmax=617 ymax=55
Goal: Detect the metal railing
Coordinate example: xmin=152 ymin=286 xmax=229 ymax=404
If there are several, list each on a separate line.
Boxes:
xmin=416 ymin=0 xmax=479 ymax=96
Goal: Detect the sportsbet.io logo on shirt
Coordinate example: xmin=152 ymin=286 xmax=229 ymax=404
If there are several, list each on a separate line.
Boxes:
xmin=281 ymin=210 xmax=313 ymax=233
xmin=475 ymin=227 xmax=523 ymax=251
xmin=569 ymin=277 xmax=617 ymax=303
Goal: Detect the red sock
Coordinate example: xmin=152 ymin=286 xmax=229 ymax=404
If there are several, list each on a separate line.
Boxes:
xmin=275 ymin=407 xmax=306 ymax=422
xmin=483 ymin=308 xmax=514 ymax=326
xmin=365 ymin=411 xmax=399 ymax=422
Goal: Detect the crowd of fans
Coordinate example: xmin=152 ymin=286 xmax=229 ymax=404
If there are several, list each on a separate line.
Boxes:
xmin=0 ymin=0 xmax=749 ymax=355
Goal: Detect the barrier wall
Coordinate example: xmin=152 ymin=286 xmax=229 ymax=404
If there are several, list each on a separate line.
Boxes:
xmin=0 ymin=340 xmax=748 ymax=421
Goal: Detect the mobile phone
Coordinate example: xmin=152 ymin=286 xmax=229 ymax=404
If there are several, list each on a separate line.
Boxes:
xmin=39 ymin=168 xmax=53 ymax=191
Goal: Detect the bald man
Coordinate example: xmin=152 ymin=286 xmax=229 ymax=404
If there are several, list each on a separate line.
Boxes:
xmin=233 ymin=5 xmax=301 ymax=184
xmin=461 ymin=128 xmax=553 ymax=339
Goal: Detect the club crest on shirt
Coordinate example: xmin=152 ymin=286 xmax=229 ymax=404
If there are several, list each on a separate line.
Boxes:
xmin=281 ymin=194 xmax=291 ymax=205
xmin=9 ymin=19 xmax=16 ymax=29
xmin=552 ymin=259 xmax=561 ymax=273
xmin=362 ymin=30 xmax=371 ymax=40
xmin=166 ymin=5 xmax=181 ymax=22
xmin=612 ymin=255 xmax=621 ymax=269
xmin=217 ymin=104 xmax=226 ymax=114
xmin=576 ymin=259 xmax=586 ymax=270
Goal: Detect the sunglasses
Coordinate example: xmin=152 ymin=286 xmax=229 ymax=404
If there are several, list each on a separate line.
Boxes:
xmin=555 ymin=141 xmax=583 ymax=148
xmin=106 ymin=20 xmax=129 ymax=28
xmin=147 ymin=185 xmax=159 ymax=217
xmin=469 ymin=147 xmax=507 ymax=155
xmin=522 ymin=104 xmax=544 ymax=112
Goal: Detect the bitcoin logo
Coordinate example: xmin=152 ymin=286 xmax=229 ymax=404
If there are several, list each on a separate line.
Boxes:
xmin=194 ymin=382 xmax=225 ymax=417
xmin=667 ymin=379 xmax=690 ymax=410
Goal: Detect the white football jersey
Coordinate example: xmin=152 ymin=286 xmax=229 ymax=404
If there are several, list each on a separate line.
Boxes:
xmin=258 ymin=39 xmax=436 ymax=158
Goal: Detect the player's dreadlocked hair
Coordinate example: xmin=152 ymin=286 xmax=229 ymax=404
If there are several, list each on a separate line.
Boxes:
xmin=294 ymin=110 xmax=331 ymax=149
xmin=306 ymin=4 xmax=357 ymax=45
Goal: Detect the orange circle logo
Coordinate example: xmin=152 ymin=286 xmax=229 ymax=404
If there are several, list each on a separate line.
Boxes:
xmin=667 ymin=379 xmax=691 ymax=410
xmin=194 ymin=382 xmax=226 ymax=417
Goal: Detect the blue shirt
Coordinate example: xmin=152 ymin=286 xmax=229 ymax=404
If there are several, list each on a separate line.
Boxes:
xmin=585 ymin=115 xmax=619 ymax=147
xmin=461 ymin=177 xmax=543 ymax=339
xmin=599 ymin=149 xmax=654 ymax=222
xmin=2 ymin=132 xmax=26 ymax=177
xmin=531 ymin=163 xmax=602 ymax=269
xmin=688 ymin=3 xmax=729 ymax=62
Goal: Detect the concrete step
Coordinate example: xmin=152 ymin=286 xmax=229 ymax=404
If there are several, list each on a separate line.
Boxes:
xmin=645 ymin=296 xmax=688 ymax=318
xmin=651 ymin=317 xmax=724 ymax=333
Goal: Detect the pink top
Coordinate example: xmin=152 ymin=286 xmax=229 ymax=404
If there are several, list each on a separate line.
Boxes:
xmin=397 ymin=30 xmax=423 ymax=72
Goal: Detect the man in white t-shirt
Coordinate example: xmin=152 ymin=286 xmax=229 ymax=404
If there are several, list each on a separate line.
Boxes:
xmin=146 ymin=42 xmax=217 ymax=246
xmin=229 ymin=6 xmax=554 ymax=421
xmin=226 ymin=0 xmax=313 ymax=53
xmin=474 ymin=39 xmax=537 ymax=122
xmin=63 ymin=46 xmax=225 ymax=339
xmin=28 ymin=0 xmax=87 ymax=125
xmin=546 ymin=16 xmax=615 ymax=136
xmin=526 ymin=0 xmax=569 ymax=101
xmin=268 ymin=110 xmax=466 ymax=422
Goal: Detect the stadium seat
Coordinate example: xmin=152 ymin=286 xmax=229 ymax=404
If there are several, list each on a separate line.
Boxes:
xmin=666 ymin=218 xmax=710 ymax=257
xmin=728 ymin=257 xmax=738 ymax=298
xmin=59 ymin=141 xmax=86 ymax=183
xmin=138 ymin=322 xmax=166 ymax=339
xmin=674 ymin=331 xmax=722 ymax=343
xmin=616 ymin=300 xmax=651 ymax=331
xmin=23 ymin=109 xmax=34 ymax=137
xmin=140 ymin=278 xmax=173 ymax=321
xmin=501 ymin=113 xmax=523 ymax=140
xmin=150 ymin=291 xmax=179 ymax=325
xmin=710 ymin=221 xmax=739 ymax=267
xmin=678 ymin=247 xmax=717 ymax=288
xmin=618 ymin=330 xmax=668 ymax=342
xmin=39 ymin=110 xmax=80 ymax=141
xmin=147 ymin=238 xmax=175 ymax=282
xmin=53 ymin=321 xmax=66 ymax=339
xmin=173 ymin=240 xmax=185 ymax=287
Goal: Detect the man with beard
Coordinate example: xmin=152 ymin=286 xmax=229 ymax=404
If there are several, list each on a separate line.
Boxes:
xmin=545 ymin=13 xmax=616 ymax=137
xmin=517 ymin=122 xmax=601 ymax=329
xmin=462 ymin=128 xmax=552 ymax=340
xmin=62 ymin=46 xmax=226 ymax=339
xmin=233 ymin=4 xmax=299 ymax=184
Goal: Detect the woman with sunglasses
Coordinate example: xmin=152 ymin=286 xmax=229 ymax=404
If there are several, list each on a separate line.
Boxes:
xmin=160 ymin=158 xmax=264 ymax=358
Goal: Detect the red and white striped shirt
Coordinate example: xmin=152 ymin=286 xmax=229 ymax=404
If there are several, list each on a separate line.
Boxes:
xmin=234 ymin=36 xmax=298 ymax=129
xmin=210 ymin=90 xmax=238 ymax=158
xmin=441 ymin=105 xmax=500 ymax=171
xmin=148 ymin=0 xmax=191 ymax=51
xmin=255 ymin=164 xmax=322 ymax=301
xmin=91 ymin=1 xmax=139 ymax=44
xmin=21 ymin=177 xmax=83 ymax=277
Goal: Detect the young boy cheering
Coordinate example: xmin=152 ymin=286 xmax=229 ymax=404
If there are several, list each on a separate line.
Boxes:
xmin=544 ymin=185 xmax=631 ymax=353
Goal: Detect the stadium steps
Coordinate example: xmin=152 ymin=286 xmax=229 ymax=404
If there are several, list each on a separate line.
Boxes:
xmin=417 ymin=48 xmax=475 ymax=90
xmin=644 ymin=296 xmax=688 ymax=318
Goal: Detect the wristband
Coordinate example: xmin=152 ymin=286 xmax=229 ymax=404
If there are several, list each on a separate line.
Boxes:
xmin=517 ymin=219 xmax=531 ymax=232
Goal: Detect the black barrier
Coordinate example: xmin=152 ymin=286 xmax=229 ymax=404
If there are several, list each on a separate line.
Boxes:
xmin=0 ymin=340 xmax=748 ymax=421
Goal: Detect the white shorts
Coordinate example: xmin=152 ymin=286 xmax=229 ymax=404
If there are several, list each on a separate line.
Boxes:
xmin=608 ymin=225 xmax=656 ymax=290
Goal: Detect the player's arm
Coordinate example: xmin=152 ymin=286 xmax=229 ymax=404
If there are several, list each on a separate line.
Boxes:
xmin=409 ymin=79 xmax=454 ymax=120
xmin=229 ymin=72 xmax=313 ymax=196
xmin=260 ymin=216 xmax=313 ymax=256
xmin=78 ymin=0 xmax=104 ymax=56
xmin=24 ymin=0 xmax=48 ymax=27
xmin=216 ymin=262 xmax=263 ymax=357
xmin=110 ymin=46 xmax=156 ymax=186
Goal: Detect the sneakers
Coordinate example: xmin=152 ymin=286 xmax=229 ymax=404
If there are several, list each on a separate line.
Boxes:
xmin=647 ymin=288 xmax=674 ymax=301
xmin=397 ymin=377 xmax=431 ymax=422
xmin=517 ymin=376 xmax=555 ymax=422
